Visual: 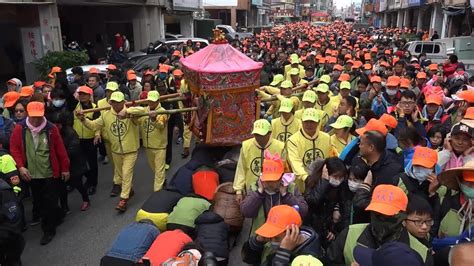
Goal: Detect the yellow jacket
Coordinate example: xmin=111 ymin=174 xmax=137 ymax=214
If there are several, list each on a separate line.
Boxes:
xmin=233 ymin=138 xmax=286 ymax=194
xmin=128 ymin=106 xmax=168 ymax=149
xmin=332 ymin=94 xmax=360 ymax=110
xmin=97 ymin=98 xmax=111 ymax=140
xmin=284 ymin=64 xmax=305 ymax=80
xmin=286 ymin=129 xmax=334 ymax=190
xmin=331 ymin=134 xmax=356 ymax=156
xmin=295 ymin=108 xmax=328 ymax=131
xmin=82 ymin=107 xmax=140 ymax=154
xmin=271 ymin=115 xmax=301 ymax=143
xmin=73 ymin=103 xmax=99 ymax=139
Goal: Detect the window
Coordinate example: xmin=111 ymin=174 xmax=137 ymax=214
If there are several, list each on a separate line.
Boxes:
xmin=421 ymin=44 xmax=434 ymax=54
xmin=434 ymin=44 xmax=441 ymax=53
xmin=414 ymin=44 xmax=422 ymax=53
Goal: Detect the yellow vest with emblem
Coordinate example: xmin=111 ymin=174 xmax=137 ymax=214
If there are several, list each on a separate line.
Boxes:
xmin=97 ymin=98 xmax=110 ymax=140
xmin=128 ymin=106 xmax=168 ymax=149
xmin=73 ymin=103 xmax=97 ymax=139
xmin=286 ymin=128 xmax=333 ymax=192
xmin=271 ymin=115 xmax=301 ymax=143
xmin=82 ymin=107 xmax=140 ymax=154
xmin=233 ymin=138 xmax=286 ymax=194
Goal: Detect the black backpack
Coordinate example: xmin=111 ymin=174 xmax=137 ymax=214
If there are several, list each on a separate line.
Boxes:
xmin=0 ymin=179 xmax=23 ymax=233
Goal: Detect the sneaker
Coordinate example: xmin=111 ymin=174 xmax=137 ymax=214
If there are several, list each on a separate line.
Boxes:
xmin=165 ymin=164 xmax=170 ymax=171
xmin=115 ymin=199 xmax=127 ymax=212
xmin=110 ymin=184 xmax=121 ymax=197
xmin=80 ymin=201 xmax=90 ymax=211
xmin=176 ymin=137 xmax=183 ymax=145
xmin=30 ymin=217 xmax=41 ymax=226
xmin=102 ymin=156 xmax=109 ymax=165
xmin=87 ymin=186 xmax=96 ymax=195
xmin=40 ymin=232 xmax=55 ymax=245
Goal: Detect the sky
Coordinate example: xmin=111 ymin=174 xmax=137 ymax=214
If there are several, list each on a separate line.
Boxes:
xmin=334 ymin=0 xmax=360 ymax=9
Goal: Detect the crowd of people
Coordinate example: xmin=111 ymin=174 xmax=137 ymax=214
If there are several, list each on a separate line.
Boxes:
xmin=0 ymin=21 xmax=474 ymax=265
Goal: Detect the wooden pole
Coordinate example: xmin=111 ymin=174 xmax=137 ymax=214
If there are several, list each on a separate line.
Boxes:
xmin=260 ymin=91 xmax=305 ymax=103
xmin=257 ymin=79 xmax=319 ymax=92
xmin=133 ymin=107 xmax=198 ymax=117
xmin=81 ymin=93 xmax=182 ymax=113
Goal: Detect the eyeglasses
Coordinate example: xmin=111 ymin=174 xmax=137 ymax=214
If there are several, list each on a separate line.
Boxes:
xmin=15 ymin=109 xmax=25 ymax=113
xmin=406 ymin=219 xmax=434 ymax=227
xmin=399 ymin=101 xmax=416 ymax=107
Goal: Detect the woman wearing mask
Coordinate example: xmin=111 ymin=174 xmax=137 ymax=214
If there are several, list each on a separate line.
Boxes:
xmin=45 ymin=89 xmax=73 ymax=127
xmin=438 ymin=160 xmax=474 ymax=238
xmin=304 ymin=157 xmax=349 ymax=249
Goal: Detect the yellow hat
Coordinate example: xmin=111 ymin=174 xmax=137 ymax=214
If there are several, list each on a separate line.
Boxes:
xmin=291 ymin=255 xmax=323 ymax=266
xmin=290 ymin=57 xmax=300 ymax=64
xmin=280 ymin=80 xmax=293 ymax=89
xmin=106 ymin=81 xmax=119 ymax=91
xmin=315 ymin=83 xmax=329 ymax=93
xmin=279 ymin=98 xmax=294 ymax=113
xmin=340 ymin=81 xmax=351 ymax=90
xmin=147 ymin=90 xmax=160 ymax=102
xmin=252 ymin=119 xmax=271 ymax=136
xmin=270 ymin=74 xmax=284 ymax=86
xmin=330 ymin=115 xmax=354 ymax=129
xmin=290 ymin=53 xmax=299 ymax=61
xmin=302 ymin=90 xmax=317 ymax=103
xmin=109 ymin=91 xmax=125 ymax=102
xmin=320 ymin=75 xmax=331 ymax=84
xmin=289 ymin=68 xmax=300 ymax=76
xmin=302 ymin=108 xmax=320 ymax=122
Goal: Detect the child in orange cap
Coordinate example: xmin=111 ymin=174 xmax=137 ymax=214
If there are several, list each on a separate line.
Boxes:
xmin=242 ymin=205 xmax=321 ymax=265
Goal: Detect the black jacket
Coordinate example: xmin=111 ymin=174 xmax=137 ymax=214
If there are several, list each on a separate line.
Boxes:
xmin=326 ymin=225 xmax=434 ymax=266
xmin=353 ymin=152 xmax=403 ymax=211
xmin=194 ymin=211 xmax=230 ymax=259
xmin=140 ymin=189 xmax=182 ymax=214
xmin=60 ymin=126 xmax=88 ymax=178
xmin=242 ymin=226 xmax=321 ymax=265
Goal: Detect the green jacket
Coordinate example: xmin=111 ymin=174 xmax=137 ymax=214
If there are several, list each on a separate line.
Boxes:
xmin=167 ymin=196 xmax=211 ymax=228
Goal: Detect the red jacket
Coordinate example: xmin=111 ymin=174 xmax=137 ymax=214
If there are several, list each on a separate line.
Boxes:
xmin=10 ymin=121 xmax=70 ymax=178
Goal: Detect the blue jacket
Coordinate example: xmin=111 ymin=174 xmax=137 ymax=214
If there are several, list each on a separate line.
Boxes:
xmin=106 ymin=222 xmax=159 ymax=262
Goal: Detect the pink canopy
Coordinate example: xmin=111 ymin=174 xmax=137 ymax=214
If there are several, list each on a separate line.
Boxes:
xmin=180 ymin=43 xmax=263 ymax=74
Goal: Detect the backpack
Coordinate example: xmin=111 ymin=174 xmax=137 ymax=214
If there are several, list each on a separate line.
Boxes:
xmin=212 ymin=182 xmax=243 ymax=232
xmin=0 ymin=179 xmax=23 ymax=233
xmin=161 ymin=250 xmax=199 ymax=266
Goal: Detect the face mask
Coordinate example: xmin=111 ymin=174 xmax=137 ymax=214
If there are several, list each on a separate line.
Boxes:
xmin=460 ymin=183 xmax=474 ymax=199
xmin=264 ymin=188 xmax=278 ymax=195
xmin=348 ymin=179 xmax=362 ymax=192
xmin=270 ymin=242 xmax=280 ymax=250
xmin=386 ymin=89 xmax=398 ymax=96
xmin=370 ymin=212 xmax=405 ymax=244
xmin=52 ymin=99 xmax=66 ymax=108
xmin=329 ymin=177 xmax=343 ymax=187
xmin=381 ymin=81 xmax=387 ymax=87
xmin=411 ymin=166 xmax=433 ymax=183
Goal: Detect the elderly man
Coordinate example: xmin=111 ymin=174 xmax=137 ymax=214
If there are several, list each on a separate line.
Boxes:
xmin=10 ymin=102 xmax=70 ymax=245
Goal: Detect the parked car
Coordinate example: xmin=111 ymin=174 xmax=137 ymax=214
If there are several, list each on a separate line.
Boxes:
xmin=165 ymin=33 xmax=184 ymax=41
xmin=215 ymin=25 xmax=253 ymax=41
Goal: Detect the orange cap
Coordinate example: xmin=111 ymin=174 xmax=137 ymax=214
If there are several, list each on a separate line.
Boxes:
xmin=416 ymin=72 xmax=427 ymax=79
xmin=318 ymin=57 xmax=326 ymax=64
xmin=465 ymin=107 xmax=474 ymax=119
xmin=107 ymin=64 xmax=117 ymax=70
xmin=428 ymin=64 xmax=438 ymax=71
xmin=344 ymin=54 xmax=352 ymax=60
xmin=127 ymin=69 xmax=136 ymax=76
xmin=365 ymin=185 xmax=408 ymax=216
xmin=338 ymin=73 xmax=350 ymax=82
xmin=50 ymin=66 xmax=62 ymax=74
xmin=370 ymin=76 xmax=382 ymax=83
xmin=459 ymin=90 xmax=474 ymax=103
xmin=333 ymin=64 xmax=343 ymax=71
xmin=384 ymin=49 xmax=392 ymax=55
xmin=328 ymin=57 xmax=337 ymax=64
xmin=380 ymin=61 xmax=390 ymax=68
xmin=364 ymin=53 xmax=371 ymax=60
xmin=144 ymin=70 xmax=155 ymax=76
xmin=172 ymin=50 xmax=181 ymax=57
xmin=412 ymin=146 xmax=438 ymax=168
xmin=400 ymin=78 xmax=411 ymax=89
xmin=255 ymin=205 xmax=302 ymax=238
xmin=370 ymin=47 xmax=378 ymax=53
xmin=159 ymin=64 xmax=170 ymax=73
xmin=88 ymin=67 xmax=99 ymax=75
xmin=425 ymin=94 xmax=443 ymax=106
xmin=353 ymin=61 xmax=363 ymax=69
xmin=34 ymin=81 xmax=46 ymax=88
xmin=172 ymin=69 xmax=183 ymax=77
xmin=19 ymin=86 xmax=34 ymax=97
xmin=363 ymin=63 xmax=372 ymax=70
xmin=2 ymin=91 xmax=20 ymax=108
xmin=346 ymin=60 xmax=354 ymax=65
xmin=355 ymin=118 xmax=388 ymax=136
xmin=379 ymin=114 xmax=398 ymax=129
xmin=386 ymin=76 xmax=401 ymax=87
xmin=77 ymin=86 xmax=93 ymax=95
xmin=127 ymin=73 xmax=137 ymax=81
xmin=26 ymin=101 xmax=45 ymax=117
xmin=393 ymin=57 xmax=400 ymax=65
xmin=260 ymin=158 xmax=285 ymax=182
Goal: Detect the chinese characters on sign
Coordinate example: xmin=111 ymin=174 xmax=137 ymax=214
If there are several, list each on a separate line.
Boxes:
xmin=21 ymin=27 xmax=43 ymax=64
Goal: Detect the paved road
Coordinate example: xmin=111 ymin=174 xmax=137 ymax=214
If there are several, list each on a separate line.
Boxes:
xmin=21 ymin=141 xmax=248 ymax=266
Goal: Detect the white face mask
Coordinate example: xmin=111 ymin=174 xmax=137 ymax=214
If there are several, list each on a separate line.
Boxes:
xmin=52 ymin=99 xmax=66 ymax=108
xmin=329 ymin=177 xmax=343 ymax=187
xmin=348 ymin=179 xmax=362 ymax=192
xmin=386 ymin=89 xmax=398 ymax=96
xmin=411 ymin=166 xmax=433 ymax=183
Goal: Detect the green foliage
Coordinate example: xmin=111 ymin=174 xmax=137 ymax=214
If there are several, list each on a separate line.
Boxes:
xmin=33 ymin=50 xmax=89 ymax=79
